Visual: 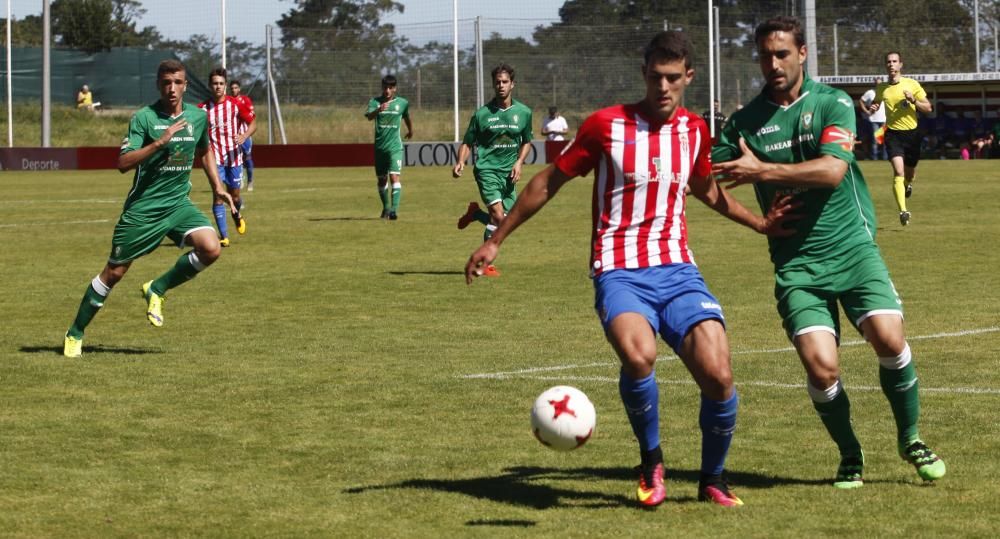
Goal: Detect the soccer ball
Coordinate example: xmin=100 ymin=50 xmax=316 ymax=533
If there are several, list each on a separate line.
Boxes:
xmin=530 ymin=386 xmax=596 ymax=451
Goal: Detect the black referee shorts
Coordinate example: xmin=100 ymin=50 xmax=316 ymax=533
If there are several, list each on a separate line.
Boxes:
xmin=884 ymin=128 xmax=923 ymax=167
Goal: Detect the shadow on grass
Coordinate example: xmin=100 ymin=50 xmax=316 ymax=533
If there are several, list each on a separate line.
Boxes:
xmin=387 ymin=270 xmax=464 ymax=276
xmin=20 ymin=344 xmax=163 ymax=356
xmin=308 ymin=217 xmax=381 ymax=222
xmin=344 ymin=465 xmax=835 ymax=511
xmin=466 ymin=519 xmax=536 ymax=527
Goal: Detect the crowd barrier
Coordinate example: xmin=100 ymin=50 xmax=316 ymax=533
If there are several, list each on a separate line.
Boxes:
xmin=0 ymin=141 xmax=571 ymax=171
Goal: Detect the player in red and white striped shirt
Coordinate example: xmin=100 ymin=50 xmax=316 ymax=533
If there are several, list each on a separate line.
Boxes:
xmin=200 ymin=67 xmax=256 ymax=246
xmin=465 ymin=31 xmax=796 ymax=508
xmin=229 ymin=80 xmax=256 ymax=191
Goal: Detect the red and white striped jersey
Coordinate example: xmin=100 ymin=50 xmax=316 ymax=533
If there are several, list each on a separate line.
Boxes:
xmin=198 ymin=96 xmax=255 ymax=167
xmin=554 ymin=104 xmax=711 ymax=276
xmin=231 ymin=94 xmax=254 ymax=134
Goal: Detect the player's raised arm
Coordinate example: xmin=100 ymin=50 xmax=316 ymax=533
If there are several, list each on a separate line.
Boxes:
xmin=712 ymin=137 xmax=846 ymax=189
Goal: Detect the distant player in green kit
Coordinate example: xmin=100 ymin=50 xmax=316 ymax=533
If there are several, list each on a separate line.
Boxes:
xmin=711 ymin=16 xmax=945 ymax=488
xmin=452 ymin=63 xmax=533 ymax=277
xmin=365 ymin=74 xmax=413 ymax=220
xmin=63 ymin=59 xmax=235 ymax=358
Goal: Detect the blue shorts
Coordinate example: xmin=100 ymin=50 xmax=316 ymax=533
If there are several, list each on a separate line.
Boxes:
xmin=217 ymin=165 xmax=244 ymax=190
xmin=241 ymin=137 xmax=253 ymax=156
xmin=594 ymin=264 xmax=725 ymax=354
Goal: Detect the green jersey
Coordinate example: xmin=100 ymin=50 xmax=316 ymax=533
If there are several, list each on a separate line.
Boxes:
xmin=120 ymin=101 xmax=208 ymax=218
xmin=712 ymin=77 xmax=877 ymax=269
xmin=366 ymin=96 xmax=410 ymax=152
xmin=462 ymin=99 xmax=533 ymax=172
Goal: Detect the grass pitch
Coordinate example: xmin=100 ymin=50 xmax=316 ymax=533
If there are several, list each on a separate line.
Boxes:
xmin=1 ymin=160 xmax=998 ymax=537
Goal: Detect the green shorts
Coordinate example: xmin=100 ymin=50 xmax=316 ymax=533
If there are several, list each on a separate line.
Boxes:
xmin=109 ymin=201 xmax=214 ymax=264
xmin=774 ymin=243 xmax=903 ymax=341
xmin=474 ymin=169 xmax=517 ymax=212
xmin=374 ymin=149 xmax=403 ymax=177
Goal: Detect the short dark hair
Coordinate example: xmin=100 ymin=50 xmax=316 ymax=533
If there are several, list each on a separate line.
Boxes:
xmin=754 ymin=16 xmax=806 ymax=48
xmin=209 ymin=66 xmax=227 ymax=81
xmin=548 ymin=106 xmax=558 ymax=115
xmin=886 ymin=51 xmax=903 ymax=63
xmin=157 ymin=59 xmax=186 ymax=80
xmin=491 ymin=63 xmax=515 ymax=82
xmin=643 ymin=31 xmax=692 ymax=70
xmin=230 ymin=80 xmax=241 ymax=87
xmin=381 ymin=74 xmax=397 ymax=86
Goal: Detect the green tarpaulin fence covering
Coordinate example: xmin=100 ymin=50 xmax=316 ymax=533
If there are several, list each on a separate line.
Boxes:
xmin=0 ymin=47 xmax=210 ymax=107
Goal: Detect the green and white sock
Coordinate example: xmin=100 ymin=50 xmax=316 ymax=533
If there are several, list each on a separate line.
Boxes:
xmin=151 ymin=251 xmax=205 ymax=295
xmin=483 ymin=223 xmax=498 ymax=242
xmin=68 ymin=276 xmax=112 ymax=338
xmin=378 ymin=179 xmax=390 ymax=211
xmin=879 ymin=344 xmax=921 ymax=446
xmin=810 ymin=379 xmax=863 ymax=457
xmin=391 ymin=182 xmax=401 ymax=211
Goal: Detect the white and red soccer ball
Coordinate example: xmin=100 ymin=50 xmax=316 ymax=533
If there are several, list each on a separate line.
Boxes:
xmin=530 ymin=386 xmax=596 ymax=451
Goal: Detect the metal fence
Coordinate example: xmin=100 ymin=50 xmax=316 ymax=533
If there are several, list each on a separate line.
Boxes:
xmin=267 ymin=16 xmax=998 ymax=119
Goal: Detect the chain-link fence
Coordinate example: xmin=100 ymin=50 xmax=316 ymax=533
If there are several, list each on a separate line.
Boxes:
xmin=269 ymin=15 xmax=996 ymax=118
xmin=2 ymin=1 xmax=997 ymax=144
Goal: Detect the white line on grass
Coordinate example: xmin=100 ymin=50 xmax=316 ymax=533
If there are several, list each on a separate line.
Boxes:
xmin=0 ymin=219 xmax=110 ymax=228
xmin=460 ymin=326 xmax=1000 ymax=396
xmin=461 ymin=362 xmax=611 ymax=380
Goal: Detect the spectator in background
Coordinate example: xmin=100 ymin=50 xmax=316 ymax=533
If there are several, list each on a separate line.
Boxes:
xmin=702 ymin=99 xmax=726 ymax=137
xmin=76 ymin=84 xmax=100 ymax=111
xmin=859 ymin=81 xmax=887 ymax=160
xmin=541 ymin=106 xmax=569 ymax=141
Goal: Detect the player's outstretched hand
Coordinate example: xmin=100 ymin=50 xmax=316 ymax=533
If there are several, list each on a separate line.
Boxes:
xmin=712 ymin=137 xmax=767 ymax=188
xmin=760 ymin=193 xmax=803 ymax=237
xmin=465 ymin=242 xmax=499 ymax=284
xmin=452 ymin=162 xmax=464 ymax=179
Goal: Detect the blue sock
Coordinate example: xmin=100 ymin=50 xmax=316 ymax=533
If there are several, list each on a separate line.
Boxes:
xmin=619 ymin=369 xmax=660 ymax=452
xmin=213 ymin=203 xmax=228 ymax=238
xmin=699 ymin=391 xmax=738 ymax=477
xmin=245 ymin=159 xmax=254 ymax=182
